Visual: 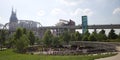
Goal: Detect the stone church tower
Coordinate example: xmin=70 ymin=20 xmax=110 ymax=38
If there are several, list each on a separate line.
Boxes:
xmin=9 ymin=8 xmax=18 ymax=31
xmin=10 ymin=8 xmax=18 ymax=22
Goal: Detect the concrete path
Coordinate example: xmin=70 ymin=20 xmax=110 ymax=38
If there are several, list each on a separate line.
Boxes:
xmin=95 ymin=46 xmax=120 ymax=60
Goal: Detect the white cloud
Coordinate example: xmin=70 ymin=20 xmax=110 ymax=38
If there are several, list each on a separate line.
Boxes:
xmin=70 ymin=8 xmax=93 ymax=16
xmin=59 ymin=0 xmax=84 ymax=6
xmin=83 ymin=9 xmax=93 ymax=16
xmin=37 ymin=10 xmax=45 ymax=16
xmin=0 ymin=17 xmax=9 ymax=24
xmin=51 ymin=8 xmax=66 ymax=15
xmin=0 ymin=17 xmax=1 ymax=20
xmin=113 ymin=8 xmax=120 ymax=15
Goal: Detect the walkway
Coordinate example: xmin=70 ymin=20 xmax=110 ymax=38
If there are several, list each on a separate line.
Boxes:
xmin=95 ymin=46 xmax=120 ymax=60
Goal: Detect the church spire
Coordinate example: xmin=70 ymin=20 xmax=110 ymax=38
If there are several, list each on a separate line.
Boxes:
xmin=15 ymin=9 xmax=17 ymax=15
xmin=10 ymin=7 xmax=18 ymax=23
xmin=12 ymin=6 xmax=14 ymax=14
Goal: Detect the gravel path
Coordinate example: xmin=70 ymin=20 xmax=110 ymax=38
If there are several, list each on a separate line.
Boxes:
xmin=95 ymin=46 xmax=120 ymax=60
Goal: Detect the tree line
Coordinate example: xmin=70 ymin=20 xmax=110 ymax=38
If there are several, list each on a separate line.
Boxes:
xmin=0 ymin=28 xmax=37 ymax=53
xmin=42 ymin=29 xmax=120 ymax=48
xmin=0 ymin=28 xmax=120 ymax=53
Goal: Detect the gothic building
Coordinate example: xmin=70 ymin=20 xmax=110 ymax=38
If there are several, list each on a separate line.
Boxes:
xmin=9 ymin=8 xmax=18 ymax=31
xmin=9 ymin=8 xmax=39 ymax=32
xmin=10 ymin=8 xmax=18 ymax=23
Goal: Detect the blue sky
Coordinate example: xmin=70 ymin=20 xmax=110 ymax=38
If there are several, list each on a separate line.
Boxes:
xmin=0 ymin=0 xmax=120 ymax=26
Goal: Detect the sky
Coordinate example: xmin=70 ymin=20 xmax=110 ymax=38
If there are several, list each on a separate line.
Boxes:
xmin=0 ymin=0 xmax=120 ymax=34
xmin=0 ymin=0 xmax=120 ymax=26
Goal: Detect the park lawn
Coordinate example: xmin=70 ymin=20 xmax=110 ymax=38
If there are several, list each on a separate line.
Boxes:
xmin=0 ymin=49 xmax=117 ymax=60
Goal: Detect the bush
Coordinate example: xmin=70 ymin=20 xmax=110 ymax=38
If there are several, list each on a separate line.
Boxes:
xmin=15 ymin=35 xmax=29 ymax=53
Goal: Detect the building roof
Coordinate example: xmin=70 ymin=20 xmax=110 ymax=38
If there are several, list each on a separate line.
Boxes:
xmin=10 ymin=8 xmax=18 ymax=22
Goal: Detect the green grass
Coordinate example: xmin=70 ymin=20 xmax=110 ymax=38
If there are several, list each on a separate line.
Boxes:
xmin=0 ymin=49 xmax=117 ymax=60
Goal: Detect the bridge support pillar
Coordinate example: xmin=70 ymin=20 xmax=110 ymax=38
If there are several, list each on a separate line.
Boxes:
xmin=94 ymin=28 xmax=97 ymax=33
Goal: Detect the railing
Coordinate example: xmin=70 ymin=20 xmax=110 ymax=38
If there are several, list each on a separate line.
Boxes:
xmin=38 ymin=24 xmax=120 ymax=29
xmin=0 ymin=24 xmax=120 ymax=31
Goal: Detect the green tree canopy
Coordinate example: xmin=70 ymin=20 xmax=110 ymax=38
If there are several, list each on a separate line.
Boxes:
xmin=85 ymin=30 xmax=90 ymax=36
xmin=108 ymin=29 xmax=118 ymax=39
xmin=118 ymin=33 xmax=120 ymax=39
xmin=12 ymin=28 xmax=30 ymax=53
xmin=74 ymin=31 xmax=82 ymax=41
xmin=14 ymin=28 xmax=23 ymax=40
xmin=28 ymin=31 xmax=35 ymax=45
xmin=99 ymin=29 xmax=105 ymax=34
xmin=97 ymin=29 xmax=107 ymax=41
xmin=23 ymin=28 xmax=27 ymax=34
xmin=52 ymin=37 xmax=60 ymax=47
xmin=62 ymin=31 xmax=71 ymax=44
xmin=43 ymin=30 xmax=53 ymax=47
xmin=15 ymin=34 xmax=29 ymax=53
xmin=88 ymin=32 xmax=97 ymax=41
xmin=82 ymin=35 xmax=88 ymax=41
xmin=82 ymin=30 xmax=90 ymax=41
xmin=0 ymin=30 xmax=8 ymax=49
xmin=70 ymin=33 xmax=75 ymax=41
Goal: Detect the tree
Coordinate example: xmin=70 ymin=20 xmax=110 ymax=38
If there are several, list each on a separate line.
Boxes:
xmin=12 ymin=28 xmax=24 ymax=48
xmin=82 ymin=35 xmax=88 ymax=41
xmin=118 ymin=33 xmax=120 ymax=39
xmin=83 ymin=30 xmax=90 ymax=37
xmin=6 ymin=34 xmax=15 ymax=48
xmin=14 ymin=28 xmax=23 ymax=40
xmin=0 ymin=30 xmax=8 ymax=50
xmin=93 ymin=30 xmax=99 ymax=40
xmin=82 ymin=30 xmax=90 ymax=41
xmin=99 ymin=29 xmax=105 ymax=34
xmin=15 ymin=35 xmax=29 ymax=53
xmin=70 ymin=33 xmax=75 ymax=41
xmin=23 ymin=28 xmax=27 ymax=34
xmin=43 ymin=30 xmax=53 ymax=47
xmin=97 ymin=29 xmax=107 ymax=41
xmin=28 ymin=31 xmax=35 ymax=45
xmin=52 ymin=37 xmax=60 ymax=47
xmin=74 ymin=31 xmax=82 ymax=41
xmin=35 ymin=37 xmax=40 ymax=44
xmin=62 ymin=31 xmax=71 ymax=44
xmin=88 ymin=32 xmax=97 ymax=41
xmin=116 ymin=33 xmax=120 ymax=42
xmin=108 ymin=29 xmax=118 ymax=39
xmin=11 ymin=28 xmax=30 ymax=53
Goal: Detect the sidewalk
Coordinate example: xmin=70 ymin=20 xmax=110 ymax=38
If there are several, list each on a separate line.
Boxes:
xmin=95 ymin=46 xmax=120 ymax=60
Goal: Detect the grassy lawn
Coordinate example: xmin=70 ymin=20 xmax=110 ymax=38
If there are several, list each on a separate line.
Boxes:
xmin=0 ymin=49 xmax=117 ymax=60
